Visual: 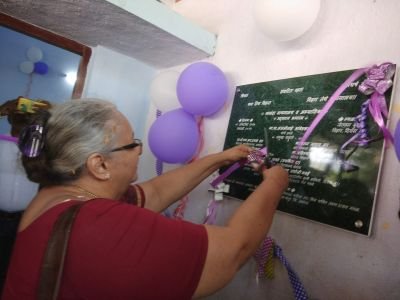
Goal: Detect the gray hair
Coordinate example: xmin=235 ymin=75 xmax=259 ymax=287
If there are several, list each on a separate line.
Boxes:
xmin=23 ymin=98 xmax=120 ymax=185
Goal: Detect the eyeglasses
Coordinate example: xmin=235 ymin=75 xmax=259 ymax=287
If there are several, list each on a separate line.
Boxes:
xmin=110 ymin=138 xmax=142 ymax=152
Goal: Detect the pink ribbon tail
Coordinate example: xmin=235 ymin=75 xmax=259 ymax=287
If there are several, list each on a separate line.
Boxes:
xmin=173 ymin=195 xmax=189 ymax=220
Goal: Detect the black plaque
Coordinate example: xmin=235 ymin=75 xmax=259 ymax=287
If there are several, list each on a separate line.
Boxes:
xmin=222 ymin=68 xmax=396 ymax=235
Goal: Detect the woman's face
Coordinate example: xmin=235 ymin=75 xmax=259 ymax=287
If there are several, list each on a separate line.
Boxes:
xmin=108 ymin=111 xmax=142 ymax=194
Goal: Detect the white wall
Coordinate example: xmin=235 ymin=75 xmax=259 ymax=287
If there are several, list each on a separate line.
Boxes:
xmin=83 ymin=46 xmax=155 ymax=140
xmin=141 ymin=0 xmax=400 ymax=299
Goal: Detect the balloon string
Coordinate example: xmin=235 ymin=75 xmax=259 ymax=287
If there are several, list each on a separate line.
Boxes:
xmin=173 ymin=117 xmax=204 ymax=219
xmin=24 ymin=73 xmax=33 ymax=97
xmin=155 ymin=109 xmax=171 ymax=218
xmin=188 ymin=117 xmax=204 ymax=163
xmin=155 ymin=110 xmax=163 ymax=176
xmin=173 ymin=195 xmax=188 ymax=220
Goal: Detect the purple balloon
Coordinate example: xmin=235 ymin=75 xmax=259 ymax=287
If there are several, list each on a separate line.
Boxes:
xmin=177 ymin=62 xmax=228 ymax=117
xmin=148 ymin=109 xmax=199 ymax=164
xmin=394 ymin=119 xmax=400 ymax=161
xmin=34 ymin=61 xmax=48 ymax=75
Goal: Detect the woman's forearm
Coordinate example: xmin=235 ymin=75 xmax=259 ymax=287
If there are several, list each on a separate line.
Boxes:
xmin=193 ymin=166 xmax=288 ymax=298
xmin=145 ymin=152 xmax=226 ymax=211
xmin=226 ymin=167 xmax=288 ymax=265
xmin=141 ymin=145 xmax=251 ymax=212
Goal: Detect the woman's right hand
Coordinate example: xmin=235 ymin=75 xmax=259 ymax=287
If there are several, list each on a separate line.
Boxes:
xmin=260 ymin=165 xmax=289 ymax=191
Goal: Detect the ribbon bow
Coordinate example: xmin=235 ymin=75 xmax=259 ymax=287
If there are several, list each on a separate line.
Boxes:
xmin=338 ymin=63 xmax=395 ymax=171
xmin=358 ymin=62 xmax=395 ymax=145
xmin=358 ymin=63 xmax=395 ymax=95
xmin=294 ymin=62 xmax=395 ymax=158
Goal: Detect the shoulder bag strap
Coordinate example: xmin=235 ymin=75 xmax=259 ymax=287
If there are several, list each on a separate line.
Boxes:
xmin=37 ymin=202 xmax=86 ymax=300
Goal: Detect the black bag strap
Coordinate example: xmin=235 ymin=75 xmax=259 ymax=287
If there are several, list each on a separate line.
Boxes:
xmin=37 ymin=202 xmax=86 ymax=300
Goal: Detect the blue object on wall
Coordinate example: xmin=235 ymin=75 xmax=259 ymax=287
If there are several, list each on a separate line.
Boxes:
xmin=33 ymin=61 xmax=48 ymax=75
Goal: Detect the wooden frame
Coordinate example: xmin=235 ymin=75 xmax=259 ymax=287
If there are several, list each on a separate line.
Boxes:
xmin=0 ymin=12 xmax=91 ymax=99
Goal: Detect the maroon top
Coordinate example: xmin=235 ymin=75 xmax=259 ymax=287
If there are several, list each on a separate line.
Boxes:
xmin=2 ymin=198 xmax=208 ymax=300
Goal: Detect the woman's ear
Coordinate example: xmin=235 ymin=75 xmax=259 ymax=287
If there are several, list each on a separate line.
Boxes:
xmin=86 ymin=153 xmax=111 ymax=180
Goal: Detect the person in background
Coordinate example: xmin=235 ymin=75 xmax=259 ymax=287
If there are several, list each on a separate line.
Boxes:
xmin=0 ymin=97 xmax=52 ymax=295
xmin=2 ymin=98 xmax=288 ymax=300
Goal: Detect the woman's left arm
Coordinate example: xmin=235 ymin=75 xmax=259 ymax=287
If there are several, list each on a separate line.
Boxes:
xmin=138 ymin=145 xmax=251 ymax=212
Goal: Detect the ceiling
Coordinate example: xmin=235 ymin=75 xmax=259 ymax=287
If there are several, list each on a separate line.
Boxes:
xmin=0 ymin=0 xmax=213 ymax=68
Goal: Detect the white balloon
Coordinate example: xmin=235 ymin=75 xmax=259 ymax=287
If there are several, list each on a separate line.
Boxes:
xmin=253 ymin=0 xmax=320 ymax=42
xmin=149 ymin=70 xmax=181 ymax=112
xmin=19 ymin=61 xmax=34 ymax=74
xmin=27 ymin=46 xmax=43 ymax=62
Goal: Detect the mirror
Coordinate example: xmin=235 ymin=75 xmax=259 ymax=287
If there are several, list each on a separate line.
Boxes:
xmin=0 ymin=12 xmax=91 ymax=134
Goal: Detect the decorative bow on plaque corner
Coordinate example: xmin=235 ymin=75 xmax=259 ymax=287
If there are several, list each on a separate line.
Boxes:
xmin=359 ymin=62 xmax=395 ymax=95
xmin=338 ymin=62 xmax=396 ymax=171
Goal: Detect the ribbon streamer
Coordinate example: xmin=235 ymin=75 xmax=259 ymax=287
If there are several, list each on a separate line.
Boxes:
xmin=253 ymin=236 xmax=275 ymax=279
xmin=274 ymin=244 xmax=309 ymax=300
xmin=173 ymin=195 xmax=188 ymax=220
xmin=203 ymin=182 xmax=229 ymax=224
xmin=368 ymin=92 xmax=394 ymax=145
xmin=205 ymin=148 xmax=267 ymax=224
xmin=210 ymin=148 xmax=267 ymax=188
xmin=359 ymin=62 xmax=394 ymax=146
xmin=340 ymin=100 xmax=370 ymax=151
xmin=293 ymin=67 xmax=367 ymax=156
xmin=394 ymin=120 xmax=400 ymax=161
xmin=254 ymin=237 xmax=309 ymax=299
xmin=203 ymin=198 xmax=219 ymax=225
xmin=294 ymin=63 xmax=395 ymax=157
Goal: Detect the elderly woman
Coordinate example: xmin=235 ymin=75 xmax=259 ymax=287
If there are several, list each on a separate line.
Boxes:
xmin=2 ymin=99 xmax=288 ymax=300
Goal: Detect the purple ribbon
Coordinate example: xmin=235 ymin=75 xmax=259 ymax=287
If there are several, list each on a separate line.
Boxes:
xmin=368 ymin=92 xmax=394 ymax=145
xmin=203 ymin=198 xmax=220 ymax=225
xmin=359 ymin=63 xmax=395 ymax=94
xmin=210 ymin=160 xmax=245 ymax=188
xmin=253 ymin=236 xmax=274 ymax=278
xmin=0 ymin=134 xmax=18 ymax=144
xmin=342 ymin=63 xmax=395 ymax=151
xmin=210 ymin=148 xmax=267 ymax=188
xmin=360 ymin=63 xmax=394 ymax=145
xmin=294 ymin=63 xmax=395 ymax=156
xmin=254 ymin=236 xmax=309 ymax=300
xmin=274 ymin=244 xmax=309 ymax=300
xmin=395 ymin=120 xmax=400 ymax=161
xmin=341 ymin=100 xmax=370 ymax=151
xmin=294 ymin=68 xmax=367 ymax=156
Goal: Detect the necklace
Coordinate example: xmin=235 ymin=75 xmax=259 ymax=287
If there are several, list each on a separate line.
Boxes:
xmin=71 ymin=184 xmax=100 ymax=199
